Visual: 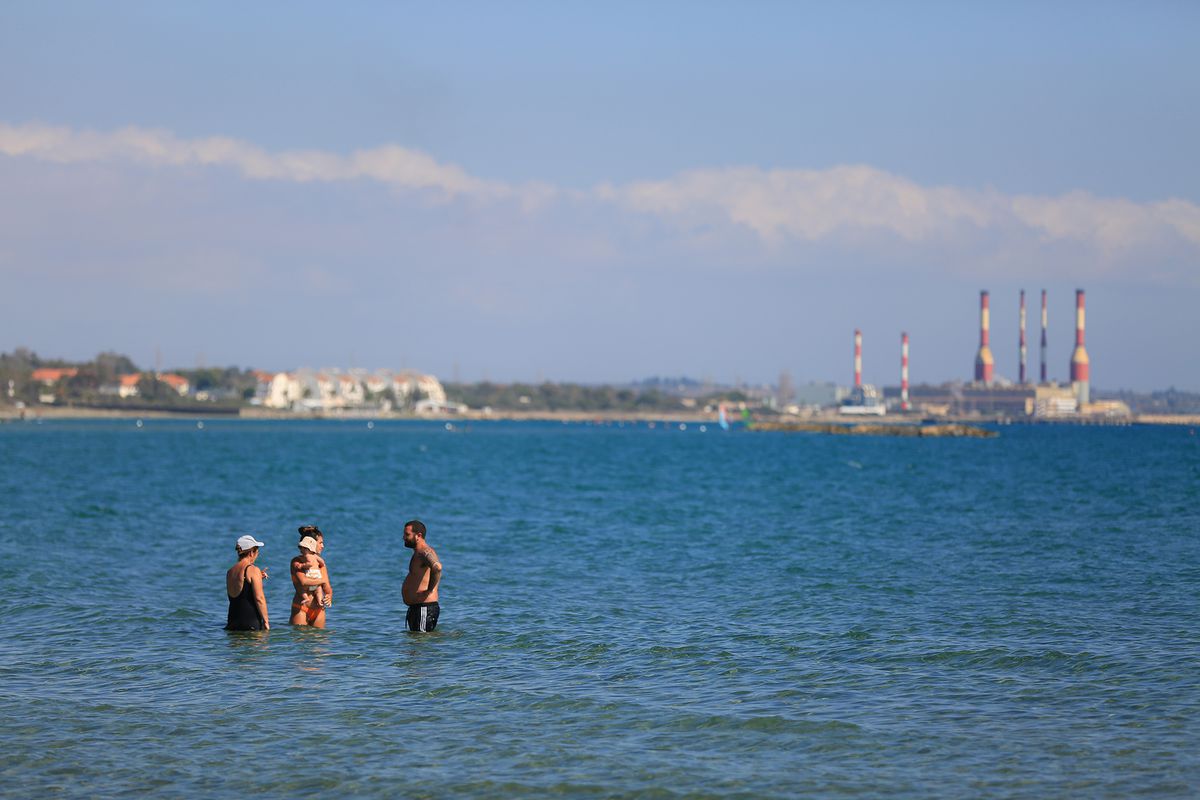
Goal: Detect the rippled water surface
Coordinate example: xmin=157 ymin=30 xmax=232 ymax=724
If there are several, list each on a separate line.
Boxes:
xmin=1 ymin=419 xmax=1198 ymax=797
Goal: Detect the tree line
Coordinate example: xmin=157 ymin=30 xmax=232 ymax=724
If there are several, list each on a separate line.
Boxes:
xmin=0 ymin=348 xmax=255 ymax=409
xmin=443 ymin=381 xmax=751 ymax=413
xmin=4 ymin=348 xmax=757 ymax=413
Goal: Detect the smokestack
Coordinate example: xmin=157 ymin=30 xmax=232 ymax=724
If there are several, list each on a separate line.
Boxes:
xmin=1070 ymin=289 xmax=1090 ymax=404
xmin=901 ymin=332 xmax=910 ymax=411
xmin=1040 ymin=289 xmax=1048 ymax=384
xmin=854 ymin=329 xmax=862 ymax=388
xmin=974 ymin=290 xmax=994 ymax=385
xmin=1019 ymin=290 xmax=1027 ymax=384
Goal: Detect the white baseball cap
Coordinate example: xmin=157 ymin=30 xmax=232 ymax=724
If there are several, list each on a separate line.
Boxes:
xmin=236 ymin=534 xmax=265 ymax=551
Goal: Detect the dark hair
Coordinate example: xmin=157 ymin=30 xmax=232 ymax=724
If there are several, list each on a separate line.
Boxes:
xmin=236 ymin=545 xmax=259 ymax=557
xmin=298 ymin=525 xmax=323 ymax=540
xmin=404 ymin=519 xmax=426 ymax=537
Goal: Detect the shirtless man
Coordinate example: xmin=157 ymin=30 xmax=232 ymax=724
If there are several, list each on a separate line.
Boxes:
xmin=402 ymin=519 xmax=442 ymax=632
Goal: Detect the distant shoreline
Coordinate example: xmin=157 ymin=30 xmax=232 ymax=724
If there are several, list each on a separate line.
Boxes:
xmin=0 ymin=405 xmax=713 ymax=424
xmin=3 ymin=404 xmax=1198 ymax=427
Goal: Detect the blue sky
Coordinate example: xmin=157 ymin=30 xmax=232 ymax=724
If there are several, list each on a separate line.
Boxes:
xmin=2 ymin=2 xmax=1198 ymax=389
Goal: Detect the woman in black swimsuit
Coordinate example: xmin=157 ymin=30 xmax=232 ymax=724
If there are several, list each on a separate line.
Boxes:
xmin=226 ymin=534 xmax=270 ymax=631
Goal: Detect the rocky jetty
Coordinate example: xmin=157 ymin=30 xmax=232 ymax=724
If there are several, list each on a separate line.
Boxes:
xmin=751 ymin=421 xmax=997 ymax=438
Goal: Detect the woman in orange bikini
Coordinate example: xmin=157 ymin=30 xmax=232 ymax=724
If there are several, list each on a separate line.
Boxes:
xmin=290 ymin=526 xmax=331 ymax=627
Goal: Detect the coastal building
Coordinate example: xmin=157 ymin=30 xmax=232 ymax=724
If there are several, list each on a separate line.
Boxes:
xmin=882 ymin=383 xmax=959 ymax=415
xmin=362 ymin=373 xmax=390 ymax=397
xmin=118 ymin=374 xmax=140 ymax=398
xmin=249 ymin=367 xmax=447 ymax=413
xmin=158 ymin=373 xmax=190 ymax=396
xmin=390 ymin=371 xmax=447 ymax=406
xmin=1082 ymin=399 xmax=1131 ymax=418
xmin=877 ymin=381 xmax=1129 ymax=420
xmin=250 ymin=371 xmax=272 ymax=405
xmin=415 ymin=397 xmax=466 ymax=415
xmin=255 ymin=372 xmax=302 ymax=409
xmin=312 ymin=373 xmax=338 ymax=409
xmin=792 ymin=382 xmax=843 ymax=408
xmin=31 ymin=367 xmax=78 ymax=385
xmin=839 ymin=384 xmax=886 ymax=416
xmin=1033 ymin=385 xmax=1078 ymax=417
xmin=415 ymin=374 xmax=447 ymax=405
xmin=97 ymin=373 xmax=143 ymax=398
xmin=959 ymin=385 xmax=1036 ymax=416
xmin=336 ymin=375 xmax=365 ymax=406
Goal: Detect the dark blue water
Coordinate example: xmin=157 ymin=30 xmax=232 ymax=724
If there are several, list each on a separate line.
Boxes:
xmin=1 ymin=419 xmax=1197 ymax=797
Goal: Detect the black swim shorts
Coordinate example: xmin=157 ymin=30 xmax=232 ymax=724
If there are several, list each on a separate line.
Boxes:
xmin=406 ymin=602 xmax=440 ymax=632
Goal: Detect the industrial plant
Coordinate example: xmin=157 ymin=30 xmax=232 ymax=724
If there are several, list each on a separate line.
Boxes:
xmin=843 ymin=289 xmax=1130 ymax=420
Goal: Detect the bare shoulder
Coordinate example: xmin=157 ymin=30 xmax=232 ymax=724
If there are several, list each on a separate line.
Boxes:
xmin=419 ymin=544 xmax=442 ymax=567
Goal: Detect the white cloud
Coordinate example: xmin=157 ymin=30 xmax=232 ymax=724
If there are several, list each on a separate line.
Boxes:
xmin=607 ymin=165 xmax=1200 ymax=257
xmin=604 ymin=165 xmax=1000 ymax=242
xmin=0 ymin=122 xmax=523 ymax=201
xmin=3 ymin=121 xmax=1199 ymax=262
xmin=1011 ymin=191 xmax=1200 ymax=251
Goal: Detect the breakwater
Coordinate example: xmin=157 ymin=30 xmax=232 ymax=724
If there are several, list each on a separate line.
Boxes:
xmin=751 ymin=421 xmax=998 ymax=437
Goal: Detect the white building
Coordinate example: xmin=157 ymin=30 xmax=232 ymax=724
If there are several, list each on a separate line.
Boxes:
xmin=336 ymin=374 xmax=365 ymax=406
xmin=251 ymin=366 xmax=447 ymax=413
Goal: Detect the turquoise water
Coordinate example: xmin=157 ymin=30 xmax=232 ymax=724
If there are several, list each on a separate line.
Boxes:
xmin=1 ymin=419 xmax=1197 ymax=797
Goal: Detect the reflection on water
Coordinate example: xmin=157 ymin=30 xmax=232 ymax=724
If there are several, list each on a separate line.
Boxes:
xmin=290 ymin=626 xmax=333 ymax=677
xmin=224 ymin=625 xmax=337 ymax=679
xmin=224 ymin=629 xmax=271 ymax=662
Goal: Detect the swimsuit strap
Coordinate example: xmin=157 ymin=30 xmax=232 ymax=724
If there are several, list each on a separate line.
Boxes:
xmin=231 ymin=563 xmax=252 ymax=597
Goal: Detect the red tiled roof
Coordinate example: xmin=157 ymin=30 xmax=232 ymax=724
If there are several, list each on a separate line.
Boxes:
xmin=31 ymin=367 xmax=78 ymax=383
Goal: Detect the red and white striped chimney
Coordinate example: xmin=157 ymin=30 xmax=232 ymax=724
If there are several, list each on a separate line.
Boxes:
xmin=854 ymin=329 xmax=862 ymax=388
xmin=1040 ymin=289 xmax=1048 ymax=384
xmin=1070 ymin=289 xmax=1090 ymax=404
xmin=974 ymin=291 xmax=994 ymax=384
xmin=900 ymin=332 xmax=910 ymax=411
xmin=1019 ymin=290 xmax=1027 ymax=384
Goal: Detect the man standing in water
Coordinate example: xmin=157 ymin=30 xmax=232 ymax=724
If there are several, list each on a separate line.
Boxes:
xmin=402 ymin=519 xmax=442 ymax=632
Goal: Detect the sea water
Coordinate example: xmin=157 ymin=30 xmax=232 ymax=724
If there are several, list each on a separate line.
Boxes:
xmin=0 ymin=419 xmax=1197 ymax=798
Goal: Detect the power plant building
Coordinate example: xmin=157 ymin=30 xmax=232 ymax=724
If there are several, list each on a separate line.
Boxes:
xmin=875 ymin=287 xmax=1125 ymax=419
xmin=881 ymin=382 xmax=1095 ymax=418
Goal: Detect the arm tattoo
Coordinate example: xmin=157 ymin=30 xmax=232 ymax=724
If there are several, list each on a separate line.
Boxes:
xmin=422 ymin=547 xmax=441 ymax=570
